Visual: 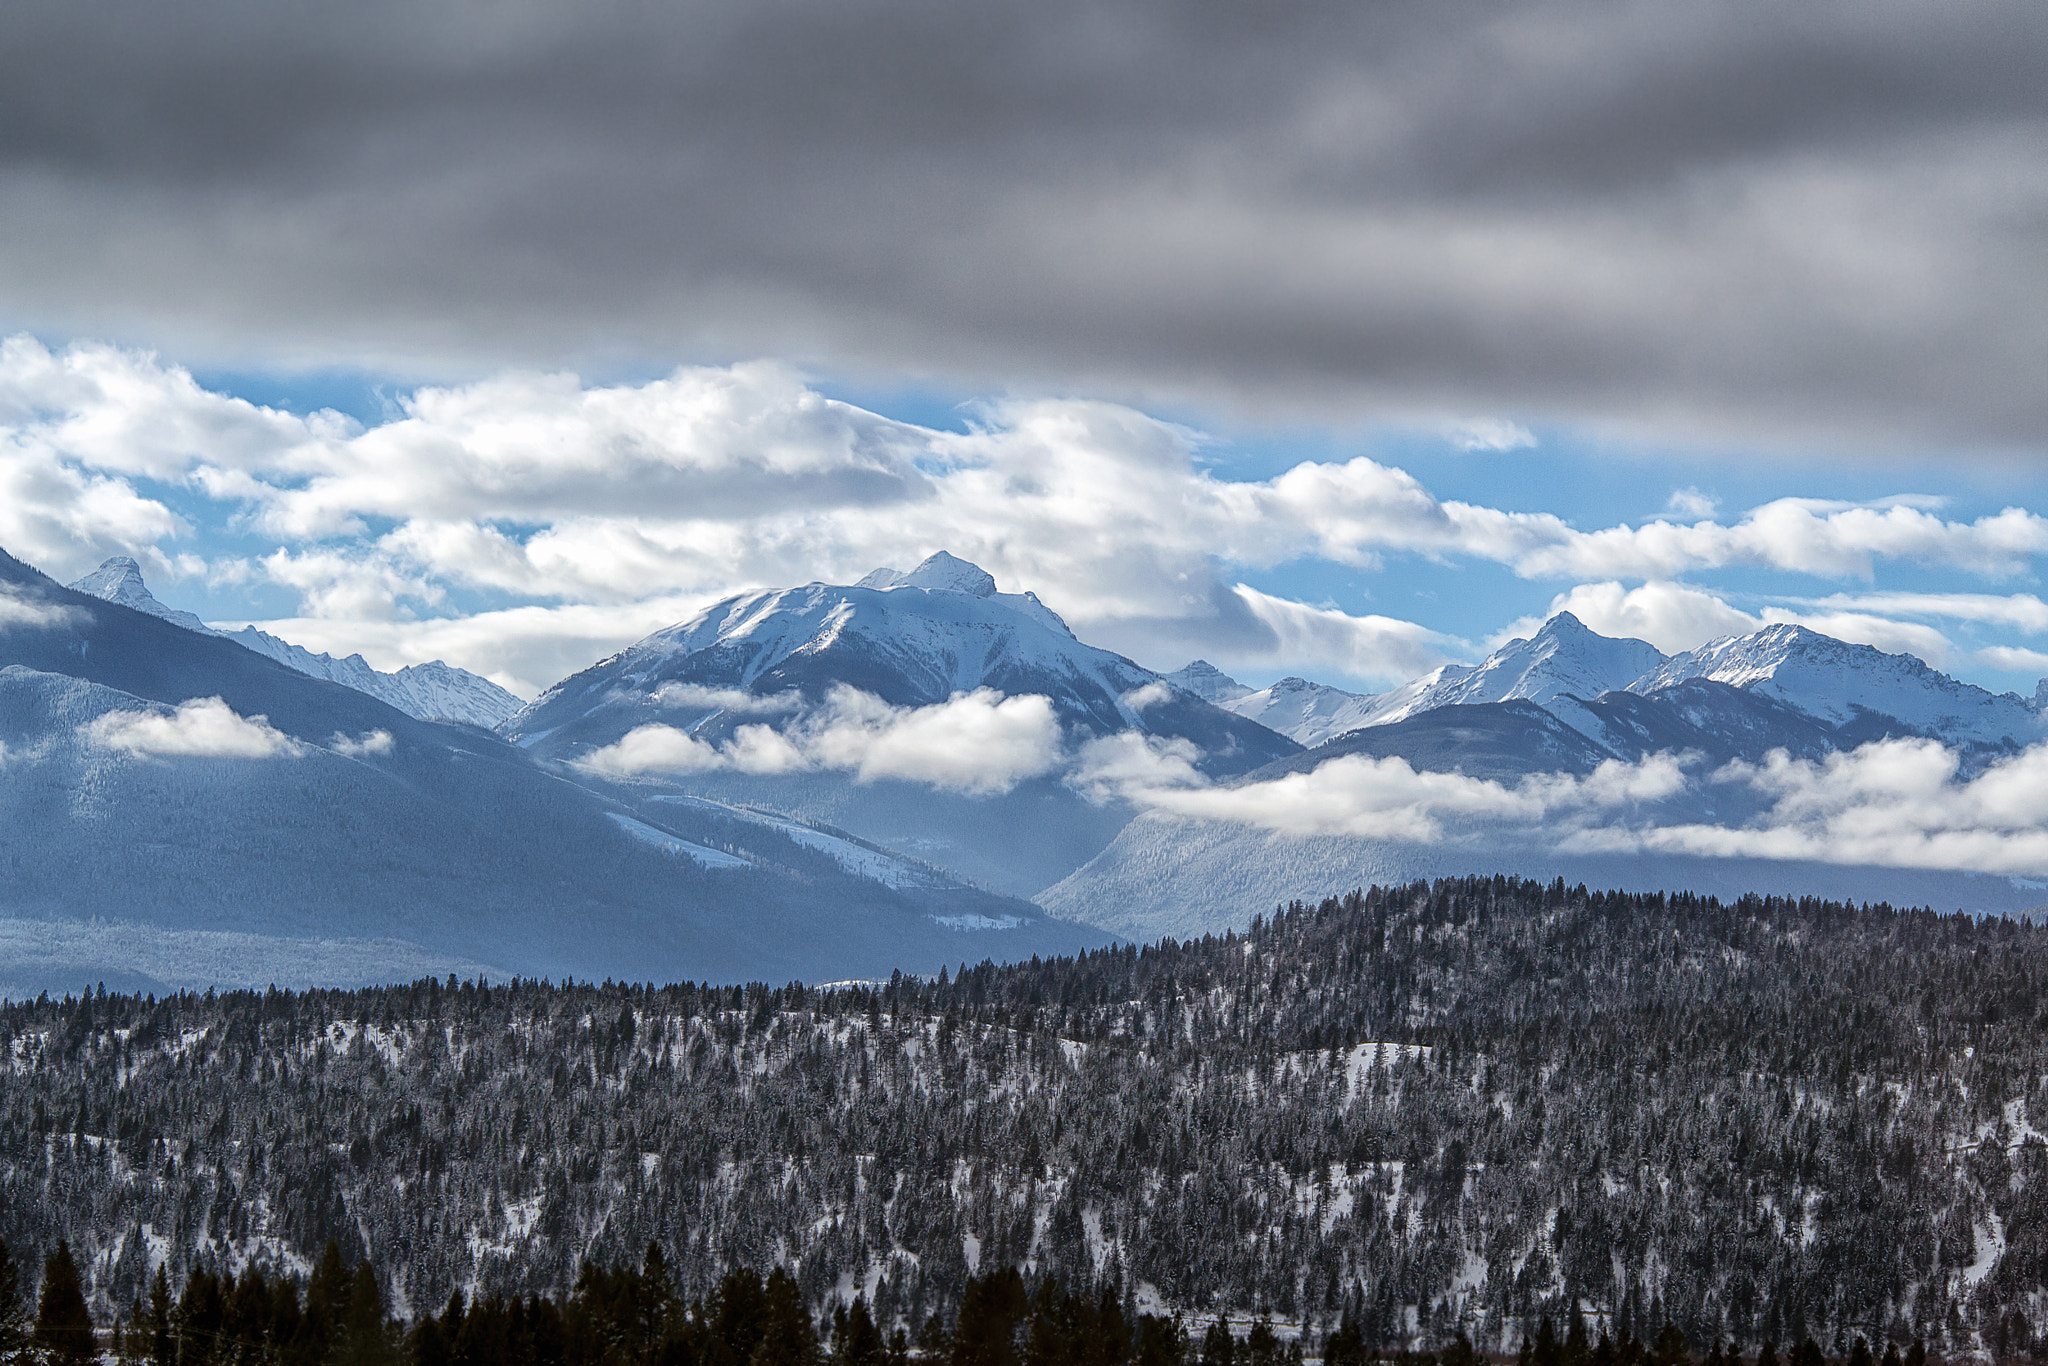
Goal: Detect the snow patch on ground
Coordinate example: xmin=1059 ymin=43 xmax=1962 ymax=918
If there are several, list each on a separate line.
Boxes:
xmin=605 ymin=813 xmax=752 ymax=868
xmin=929 ymin=914 xmax=1026 ymax=931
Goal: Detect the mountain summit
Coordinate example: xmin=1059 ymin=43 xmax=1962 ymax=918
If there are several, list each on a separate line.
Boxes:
xmin=858 ymin=550 xmax=1000 ymax=598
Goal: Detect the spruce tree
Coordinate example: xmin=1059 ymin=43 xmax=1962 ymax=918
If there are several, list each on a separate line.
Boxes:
xmin=752 ymin=1268 xmax=817 ymax=1366
xmin=35 ymin=1241 xmax=94 ymax=1366
xmin=1650 ymin=1322 xmax=1689 ymax=1366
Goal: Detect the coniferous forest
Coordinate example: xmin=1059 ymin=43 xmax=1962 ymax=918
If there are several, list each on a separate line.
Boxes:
xmin=3 ymin=879 xmax=2048 ymax=1360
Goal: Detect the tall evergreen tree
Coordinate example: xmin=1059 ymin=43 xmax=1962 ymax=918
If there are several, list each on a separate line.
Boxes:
xmin=35 ymin=1241 xmax=94 ymax=1366
xmin=751 ymin=1269 xmax=817 ymax=1366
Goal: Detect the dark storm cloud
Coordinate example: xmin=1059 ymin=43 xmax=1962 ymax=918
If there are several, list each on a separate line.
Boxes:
xmin=1 ymin=0 xmax=2043 ymax=447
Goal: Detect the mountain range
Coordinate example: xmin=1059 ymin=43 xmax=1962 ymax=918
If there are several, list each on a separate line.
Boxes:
xmin=9 ymin=543 xmax=2048 ymax=993
xmin=0 ymin=548 xmax=1107 ymax=995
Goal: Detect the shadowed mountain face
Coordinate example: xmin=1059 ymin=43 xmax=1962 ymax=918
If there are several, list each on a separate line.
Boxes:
xmin=0 ymin=547 xmax=1107 ymax=995
xmin=1242 ymin=699 xmax=1617 ymax=784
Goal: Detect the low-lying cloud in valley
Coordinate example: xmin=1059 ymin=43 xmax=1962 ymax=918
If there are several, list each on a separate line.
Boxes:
xmin=85 ymin=697 xmax=301 ymax=759
xmin=582 ymin=686 xmax=1066 ymax=796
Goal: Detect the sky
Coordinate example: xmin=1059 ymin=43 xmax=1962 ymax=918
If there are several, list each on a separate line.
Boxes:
xmin=2 ymin=0 xmax=2045 ymax=702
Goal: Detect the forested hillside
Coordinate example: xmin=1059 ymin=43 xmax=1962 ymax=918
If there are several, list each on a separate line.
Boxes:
xmin=4 ymin=880 xmax=2047 ymax=1360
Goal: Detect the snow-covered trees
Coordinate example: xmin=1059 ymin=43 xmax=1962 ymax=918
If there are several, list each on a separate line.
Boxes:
xmin=1 ymin=879 xmax=2046 ymax=1357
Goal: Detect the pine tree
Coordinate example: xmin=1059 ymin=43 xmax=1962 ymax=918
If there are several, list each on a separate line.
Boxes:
xmin=147 ymin=1265 xmax=172 ymax=1366
xmin=35 ymin=1241 xmax=95 ymax=1366
xmin=752 ymin=1268 xmax=817 ymax=1366
xmin=1650 ymin=1321 xmax=1688 ymax=1366
xmin=1200 ymin=1318 xmax=1235 ymax=1366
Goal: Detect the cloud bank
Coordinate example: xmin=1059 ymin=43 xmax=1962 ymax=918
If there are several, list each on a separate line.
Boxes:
xmin=1097 ymin=734 xmax=2048 ymax=882
xmin=0 ymin=0 xmax=2043 ymax=450
xmin=581 ymin=686 xmax=1065 ymax=795
xmin=0 ymin=583 xmax=86 ymax=633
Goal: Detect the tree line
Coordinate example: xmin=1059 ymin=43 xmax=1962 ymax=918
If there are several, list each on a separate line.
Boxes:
xmin=0 ymin=1237 xmax=1950 ymax=1366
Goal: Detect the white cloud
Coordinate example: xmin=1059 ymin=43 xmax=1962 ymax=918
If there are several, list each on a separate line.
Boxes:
xmin=1526 ymin=580 xmax=1759 ymax=654
xmin=580 ymin=686 xmax=1066 ymax=795
xmin=801 ymin=687 xmax=1065 ymax=795
xmin=1443 ymin=417 xmax=1536 ymax=452
xmin=1229 ymin=585 xmax=1462 ymax=686
xmin=1572 ymin=739 xmax=2048 ymax=877
xmin=652 ymin=683 xmax=802 ymax=715
xmin=1094 ymin=724 xmax=2048 ymax=882
xmin=8 ymin=338 xmax=2048 ymax=691
xmin=579 ymin=724 xmax=728 ymax=777
xmin=1121 ymin=751 xmax=1688 ymax=841
xmin=1120 ymin=681 xmax=1177 ymax=712
xmin=0 ymin=583 xmax=87 ymax=632
xmin=1979 ymin=646 xmax=2048 ymax=675
xmin=1666 ymin=487 xmax=1718 ymax=519
xmin=86 ymin=697 xmax=301 ymax=759
xmin=329 ymin=729 xmax=394 ymax=757
xmin=1781 ymin=590 xmax=2048 ymax=634
xmin=1068 ymin=732 xmax=1207 ymax=804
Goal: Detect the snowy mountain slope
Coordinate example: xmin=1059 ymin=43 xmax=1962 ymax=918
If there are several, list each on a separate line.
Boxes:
xmin=66 ymin=556 xmax=215 ymax=634
xmin=1042 ymin=673 xmax=2048 ymax=941
xmin=1355 ymin=612 xmax=1665 ymax=726
xmin=1192 ymin=610 xmax=2046 ymax=761
xmin=0 ymin=546 xmax=1107 ymax=993
xmin=1549 ymin=676 xmax=1841 ymax=767
xmin=1216 ymin=676 xmax=1385 ymax=748
xmin=65 ymin=557 xmax=523 ymax=729
xmin=506 ymin=552 xmax=1296 ymax=773
xmin=1628 ymin=622 xmax=2042 ymax=751
xmin=222 ymin=625 xmax=524 ymax=729
xmin=645 ymin=794 xmax=963 ymax=890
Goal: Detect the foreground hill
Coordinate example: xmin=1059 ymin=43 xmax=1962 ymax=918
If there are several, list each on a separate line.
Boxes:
xmin=0 ymin=547 xmax=1104 ymax=992
xmin=5 ymin=879 xmax=2045 ymax=1358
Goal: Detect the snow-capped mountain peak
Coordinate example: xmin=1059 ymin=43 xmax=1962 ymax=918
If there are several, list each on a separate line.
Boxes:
xmin=66 ymin=557 xmax=217 ymax=635
xmin=1628 ymin=621 xmax=2040 ymax=749
xmin=66 ymin=556 xmax=523 ymax=729
xmin=857 ymin=551 xmax=999 ymax=598
xmin=1162 ymin=660 xmax=1253 ymax=705
xmin=504 ymin=560 xmax=1298 ymax=773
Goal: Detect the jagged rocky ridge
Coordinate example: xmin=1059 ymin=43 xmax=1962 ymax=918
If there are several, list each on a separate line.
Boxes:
xmin=7 ymin=880 xmax=2048 ymax=1358
xmin=65 ymin=558 xmax=522 ymax=729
